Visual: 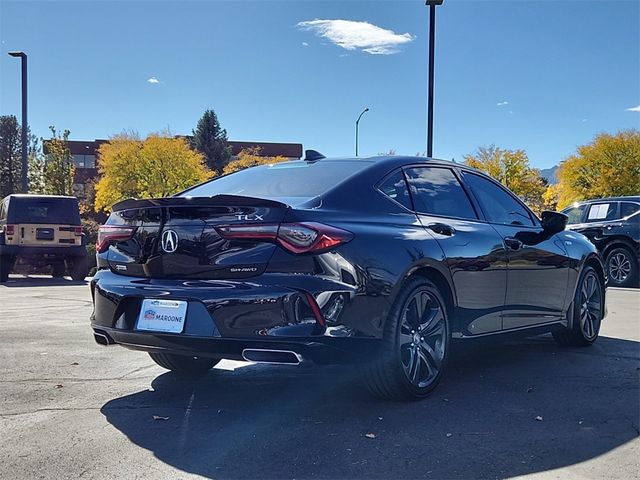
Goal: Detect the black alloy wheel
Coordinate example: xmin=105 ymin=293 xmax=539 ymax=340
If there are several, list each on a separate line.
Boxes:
xmin=578 ymin=270 xmax=604 ymax=341
xmin=553 ymin=266 xmax=604 ymax=347
xmin=606 ymin=247 xmax=638 ymax=287
xmin=363 ymin=277 xmax=450 ymax=400
xmin=399 ymin=289 xmax=447 ymax=388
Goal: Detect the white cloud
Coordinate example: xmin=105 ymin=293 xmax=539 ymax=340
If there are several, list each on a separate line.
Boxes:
xmin=496 ymin=101 xmax=509 ymax=106
xmin=581 ymin=118 xmax=588 ymax=123
xmin=147 ymin=77 xmax=160 ymax=84
xmin=297 ymin=19 xmax=415 ymax=55
xmin=302 ymin=42 xmax=309 ymax=47
xmin=625 ymin=105 xmax=640 ymax=112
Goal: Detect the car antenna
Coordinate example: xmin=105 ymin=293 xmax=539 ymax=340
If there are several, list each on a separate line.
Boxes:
xmin=304 ymin=150 xmax=326 ymax=162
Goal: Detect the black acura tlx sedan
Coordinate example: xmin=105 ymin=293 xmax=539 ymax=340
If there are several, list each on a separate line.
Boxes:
xmin=91 ymin=153 xmax=606 ymax=400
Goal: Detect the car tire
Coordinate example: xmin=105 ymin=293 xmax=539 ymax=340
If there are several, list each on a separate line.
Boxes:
xmin=148 ymin=352 xmax=220 ymax=375
xmin=52 ymin=263 xmax=66 ymax=278
xmin=0 ymin=255 xmax=11 ymax=283
xmin=363 ymin=277 xmax=450 ymax=401
xmin=553 ymin=266 xmax=604 ymax=347
xmin=67 ymin=256 xmax=88 ymax=281
xmin=605 ymin=246 xmax=638 ymax=288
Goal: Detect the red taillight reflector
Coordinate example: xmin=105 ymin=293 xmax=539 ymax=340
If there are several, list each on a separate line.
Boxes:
xmin=216 ymin=224 xmax=278 ymax=240
xmin=278 ymin=223 xmax=353 ymax=254
xmin=96 ymin=225 xmax=136 ymax=253
xmin=5 ymin=225 xmax=15 ymax=235
xmin=305 ymin=292 xmax=326 ymax=327
xmin=216 ymin=222 xmax=353 ymax=254
xmin=74 ymin=226 xmax=83 ymax=236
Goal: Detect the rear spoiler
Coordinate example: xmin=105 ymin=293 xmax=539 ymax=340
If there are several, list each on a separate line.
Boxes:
xmin=111 ymin=194 xmax=291 ymax=212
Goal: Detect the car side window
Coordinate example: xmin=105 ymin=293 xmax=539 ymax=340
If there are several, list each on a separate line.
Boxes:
xmin=563 ymin=205 xmax=586 ymax=224
xmin=378 ymin=170 xmax=413 ymax=210
xmin=620 ymin=202 xmax=640 ymax=219
xmin=404 ymin=167 xmax=477 ymax=220
xmin=585 ymin=203 xmax=617 ymax=222
xmin=462 ymin=172 xmax=535 ymax=226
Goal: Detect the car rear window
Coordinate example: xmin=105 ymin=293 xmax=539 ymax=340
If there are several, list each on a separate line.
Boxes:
xmin=405 ymin=167 xmax=478 ymax=220
xmin=562 ymin=205 xmax=587 ymax=224
xmin=620 ymin=202 xmax=640 ymax=218
xmin=378 ymin=170 xmax=413 ymax=210
xmin=181 ymin=160 xmax=372 ymax=203
xmin=585 ymin=203 xmax=617 ymax=222
xmin=7 ymin=197 xmax=81 ymax=225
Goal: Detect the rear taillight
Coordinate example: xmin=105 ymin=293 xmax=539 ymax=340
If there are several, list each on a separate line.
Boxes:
xmin=74 ymin=226 xmax=83 ymax=236
xmin=216 ymin=222 xmax=353 ymax=254
xmin=5 ymin=225 xmax=15 ymax=235
xmin=96 ymin=225 xmax=137 ymax=253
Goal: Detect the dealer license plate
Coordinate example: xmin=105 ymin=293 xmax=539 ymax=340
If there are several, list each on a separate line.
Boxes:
xmin=136 ymin=299 xmax=187 ymax=333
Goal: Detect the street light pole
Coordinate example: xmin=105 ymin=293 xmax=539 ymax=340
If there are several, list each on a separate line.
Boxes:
xmin=355 ymin=107 xmax=369 ymax=157
xmin=8 ymin=51 xmax=28 ymax=192
xmin=425 ymin=0 xmax=443 ymax=158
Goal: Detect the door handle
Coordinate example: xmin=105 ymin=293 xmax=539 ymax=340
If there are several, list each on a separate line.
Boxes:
xmin=426 ymin=223 xmax=455 ymax=236
xmin=504 ymin=236 xmax=523 ymax=250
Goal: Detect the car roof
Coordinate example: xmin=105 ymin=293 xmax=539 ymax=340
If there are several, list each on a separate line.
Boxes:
xmin=570 ymin=196 xmax=640 ymax=205
xmin=3 ymin=194 xmax=77 ymax=201
xmin=312 ymin=155 xmax=470 ymax=177
xmin=321 ymin=155 xmax=457 ymax=166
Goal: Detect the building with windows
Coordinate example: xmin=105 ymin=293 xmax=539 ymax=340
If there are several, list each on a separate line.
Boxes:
xmin=42 ymin=138 xmax=303 ymax=199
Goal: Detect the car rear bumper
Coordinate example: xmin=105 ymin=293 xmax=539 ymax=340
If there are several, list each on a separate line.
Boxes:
xmin=0 ymin=244 xmax=86 ymax=257
xmin=90 ymin=324 xmax=374 ymax=364
xmin=90 ymin=269 xmax=382 ymax=363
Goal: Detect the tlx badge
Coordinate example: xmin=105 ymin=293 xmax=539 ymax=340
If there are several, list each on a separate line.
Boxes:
xmin=235 ymin=214 xmax=264 ymax=221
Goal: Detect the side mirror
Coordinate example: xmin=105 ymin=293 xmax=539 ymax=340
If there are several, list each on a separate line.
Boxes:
xmin=541 ymin=211 xmax=568 ymax=234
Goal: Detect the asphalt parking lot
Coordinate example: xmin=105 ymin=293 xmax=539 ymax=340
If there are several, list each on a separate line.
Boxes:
xmin=0 ymin=276 xmax=638 ymax=480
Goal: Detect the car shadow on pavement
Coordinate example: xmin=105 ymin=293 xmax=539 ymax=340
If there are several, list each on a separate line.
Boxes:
xmin=1 ymin=275 xmax=88 ymax=287
xmin=101 ymin=335 xmax=640 ymax=479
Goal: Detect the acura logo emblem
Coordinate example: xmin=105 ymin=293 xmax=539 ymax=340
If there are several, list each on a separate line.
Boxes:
xmin=161 ymin=229 xmax=179 ymax=253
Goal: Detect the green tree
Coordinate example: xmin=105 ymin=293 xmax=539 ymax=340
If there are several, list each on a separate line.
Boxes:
xmin=0 ymin=115 xmax=23 ymax=197
xmin=191 ymin=109 xmax=232 ymax=174
xmin=95 ymin=133 xmax=212 ymax=212
xmin=554 ymin=130 xmax=640 ymax=209
xmin=223 ymin=147 xmax=289 ymax=174
xmin=43 ymin=126 xmax=75 ymax=196
xmin=28 ymin=134 xmax=46 ymax=194
xmin=463 ymin=145 xmax=548 ymax=214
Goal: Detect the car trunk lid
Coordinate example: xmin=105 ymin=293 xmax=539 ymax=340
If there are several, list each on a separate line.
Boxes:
xmin=105 ymin=195 xmax=290 ymax=279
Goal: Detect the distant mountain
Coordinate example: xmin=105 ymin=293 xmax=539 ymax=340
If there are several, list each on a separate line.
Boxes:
xmin=539 ymin=165 xmax=558 ymax=185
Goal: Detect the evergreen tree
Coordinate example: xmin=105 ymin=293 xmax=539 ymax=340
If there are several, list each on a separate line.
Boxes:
xmin=191 ymin=109 xmax=232 ymax=174
xmin=28 ymin=134 xmax=46 ymax=194
xmin=0 ymin=115 xmax=23 ymax=197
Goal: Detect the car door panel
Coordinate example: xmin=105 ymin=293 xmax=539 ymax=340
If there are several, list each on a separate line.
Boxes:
xmin=491 ymin=224 xmax=570 ymax=328
xmin=420 ymin=214 xmax=508 ymax=335
xmin=404 ymin=166 xmax=508 ymax=337
xmin=460 ymin=171 xmax=571 ymax=329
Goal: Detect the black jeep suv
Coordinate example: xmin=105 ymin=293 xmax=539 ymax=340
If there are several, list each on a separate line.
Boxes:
xmin=562 ymin=197 xmax=640 ymax=287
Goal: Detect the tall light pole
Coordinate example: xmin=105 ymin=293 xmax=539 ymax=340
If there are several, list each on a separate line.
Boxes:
xmin=425 ymin=0 xmax=443 ymax=158
xmin=8 ymin=51 xmax=28 ymax=192
xmin=355 ymin=107 xmax=369 ymax=157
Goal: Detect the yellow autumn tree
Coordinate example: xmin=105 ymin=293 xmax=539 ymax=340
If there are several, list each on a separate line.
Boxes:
xmin=95 ymin=133 xmax=212 ymax=212
xmin=223 ymin=147 xmax=289 ymax=175
xmin=463 ymin=145 xmax=548 ymax=214
xmin=554 ymin=130 xmax=640 ymax=209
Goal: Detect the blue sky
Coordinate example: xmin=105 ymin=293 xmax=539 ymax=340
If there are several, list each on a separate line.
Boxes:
xmin=1 ymin=0 xmax=638 ymax=168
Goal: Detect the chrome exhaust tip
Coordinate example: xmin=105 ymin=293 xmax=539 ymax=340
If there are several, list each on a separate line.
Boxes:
xmin=93 ymin=330 xmax=115 ymax=346
xmin=241 ymin=348 xmax=303 ymax=365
